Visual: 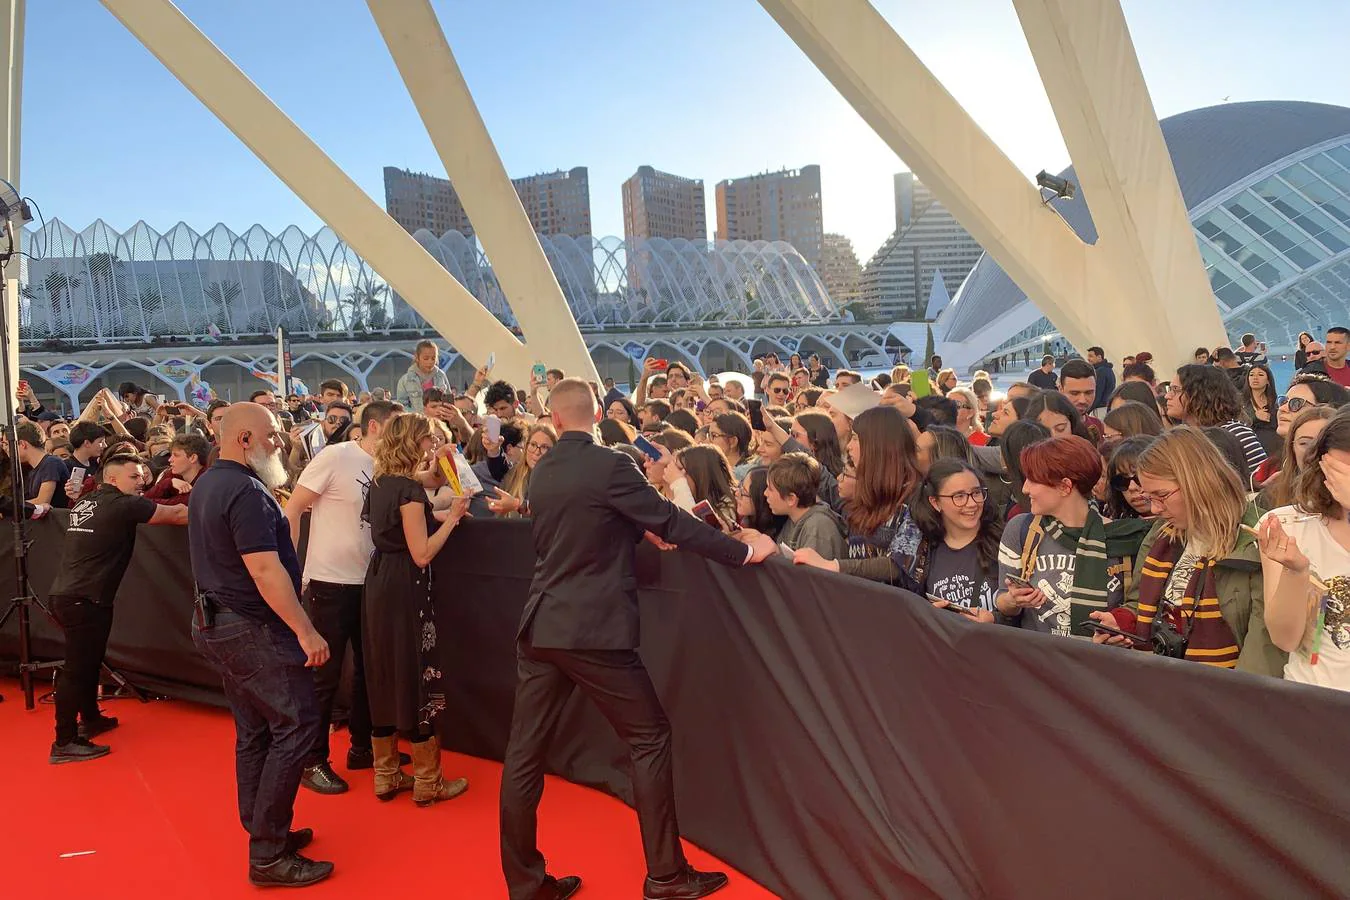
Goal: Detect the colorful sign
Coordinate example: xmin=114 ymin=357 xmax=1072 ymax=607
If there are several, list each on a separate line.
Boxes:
xmin=623 ymin=341 xmax=647 ymax=360
xmin=45 ymin=364 xmax=94 ymax=388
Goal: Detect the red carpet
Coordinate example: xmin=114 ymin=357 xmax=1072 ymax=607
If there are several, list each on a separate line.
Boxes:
xmin=0 ymin=680 xmax=777 ymax=899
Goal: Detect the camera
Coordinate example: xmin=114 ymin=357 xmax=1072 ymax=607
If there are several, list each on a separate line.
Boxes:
xmin=1151 ymin=601 xmax=1190 ymax=658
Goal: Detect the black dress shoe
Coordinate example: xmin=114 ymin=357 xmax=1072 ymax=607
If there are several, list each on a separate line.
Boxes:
xmin=77 ymin=714 xmax=119 ymax=740
xmin=643 ymin=866 xmax=729 ymax=900
xmin=535 ymin=874 xmax=582 ymax=900
xmin=346 ymin=746 xmax=411 ymax=769
xmin=285 ymin=829 xmax=313 ymax=854
xmin=248 ymin=852 xmax=334 ymax=888
xmin=300 ymin=761 xmax=349 ymax=794
xmin=49 ymin=738 xmax=111 ymax=765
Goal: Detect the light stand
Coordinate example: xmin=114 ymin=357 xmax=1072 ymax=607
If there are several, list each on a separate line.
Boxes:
xmin=0 ymin=184 xmax=44 ymax=708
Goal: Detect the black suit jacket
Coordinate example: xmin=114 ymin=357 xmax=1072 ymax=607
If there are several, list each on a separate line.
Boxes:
xmin=520 ymin=431 xmax=748 ymax=650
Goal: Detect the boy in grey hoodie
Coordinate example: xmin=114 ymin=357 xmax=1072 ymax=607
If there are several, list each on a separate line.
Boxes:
xmin=766 ymin=452 xmax=846 ymax=560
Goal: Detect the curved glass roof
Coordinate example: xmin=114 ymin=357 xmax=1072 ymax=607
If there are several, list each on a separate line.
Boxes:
xmin=19 ymin=220 xmax=838 ymax=345
xmin=944 ymin=101 xmax=1350 ymax=348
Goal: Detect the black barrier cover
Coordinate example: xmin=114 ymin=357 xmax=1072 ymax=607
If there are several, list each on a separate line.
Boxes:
xmin=6 ymin=515 xmax=1350 ymax=898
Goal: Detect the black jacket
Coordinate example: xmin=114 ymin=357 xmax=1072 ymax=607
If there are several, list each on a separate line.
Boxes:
xmin=1093 ymin=361 xmax=1117 ymax=410
xmin=521 ymin=431 xmax=747 ymax=649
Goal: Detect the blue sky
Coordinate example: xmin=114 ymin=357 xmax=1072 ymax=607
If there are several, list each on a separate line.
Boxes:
xmin=19 ymin=0 xmax=1350 ymax=262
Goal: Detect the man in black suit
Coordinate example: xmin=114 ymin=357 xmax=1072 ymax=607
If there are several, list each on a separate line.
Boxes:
xmin=500 ymin=378 xmax=775 ymax=900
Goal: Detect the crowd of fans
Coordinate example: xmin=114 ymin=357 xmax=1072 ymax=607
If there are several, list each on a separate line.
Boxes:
xmin=13 ymin=331 xmax=1350 ymax=704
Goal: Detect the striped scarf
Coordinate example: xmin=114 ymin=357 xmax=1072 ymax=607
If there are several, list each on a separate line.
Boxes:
xmin=1037 ymin=510 xmax=1151 ymax=635
xmin=1135 ymin=524 xmax=1241 ymax=668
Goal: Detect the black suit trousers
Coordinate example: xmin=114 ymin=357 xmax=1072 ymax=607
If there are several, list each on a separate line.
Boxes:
xmin=499 ymin=636 xmax=686 ymax=900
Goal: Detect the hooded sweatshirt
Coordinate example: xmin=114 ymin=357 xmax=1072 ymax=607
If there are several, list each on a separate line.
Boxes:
xmin=1092 ymin=360 xmax=1116 ymax=410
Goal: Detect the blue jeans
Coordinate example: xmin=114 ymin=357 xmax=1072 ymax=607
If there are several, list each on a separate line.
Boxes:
xmin=192 ymin=611 xmax=319 ymax=865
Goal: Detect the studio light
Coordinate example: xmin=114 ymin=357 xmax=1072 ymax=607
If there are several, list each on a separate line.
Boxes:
xmin=1035 ymin=170 xmax=1076 ymax=201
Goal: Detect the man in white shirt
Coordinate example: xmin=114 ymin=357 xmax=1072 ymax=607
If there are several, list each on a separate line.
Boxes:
xmin=284 ymin=400 xmax=400 ymax=794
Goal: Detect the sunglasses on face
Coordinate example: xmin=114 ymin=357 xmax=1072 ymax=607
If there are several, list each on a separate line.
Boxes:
xmin=1109 ymin=472 xmax=1138 ymax=493
xmin=1278 ymin=396 xmax=1316 ymax=413
xmin=325 ymin=415 xmax=350 ymax=425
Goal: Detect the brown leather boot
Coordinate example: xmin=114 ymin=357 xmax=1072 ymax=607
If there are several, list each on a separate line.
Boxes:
xmin=372 ymin=734 xmax=413 ymax=802
xmin=410 ymin=736 xmax=468 ymax=807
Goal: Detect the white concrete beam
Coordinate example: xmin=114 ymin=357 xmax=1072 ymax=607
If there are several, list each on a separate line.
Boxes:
xmin=98 ymin=0 xmax=534 ymax=381
xmin=1013 ymin=0 xmax=1226 ymax=368
xmin=0 ymin=0 xmax=23 ymax=421
xmin=758 ymin=0 xmax=1095 ymax=348
xmin=366 ymin=0 xmax=599 ymax=384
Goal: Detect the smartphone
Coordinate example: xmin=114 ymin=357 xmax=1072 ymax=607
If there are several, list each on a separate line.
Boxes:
xmin=18 ymin=379 xmax=28 ymax=394
xmin=485 ymin=414 xmax=502 ymax=443
xmin=632 ymin=434 xmax=664 ymax=462
xmin=910 ymin=370 xmax=932 ymax=398
xmin=778 ymin=542 xmax=795 ymax=559
xmin=690 ymin=499 xmax=738 ymax=532
xmin=67 ymin=465 xmax=86 ymax=486
xmin=485 ymin=351 xmax=496 ymax=372
xmin=927 ymin=593 xmax=977 ymax=615
xmin=747 ymin=398 xmax=765 ymax=431
xmin=1080 ymin=620 xmax=1151 ymax=646
xmin=652 ymin=359 xmax=669 ymax=371
xmin=1004 ymin=574 xmax=1035 ymax=591
xmin=532 ymin=363 xmax=548 ymax=382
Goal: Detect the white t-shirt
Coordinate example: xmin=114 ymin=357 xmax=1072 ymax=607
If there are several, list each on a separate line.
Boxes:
xmin=296 ymin=441 xmax=374 ymax=585
xmin=1261 ymin=506 xmax=1350 ymax=692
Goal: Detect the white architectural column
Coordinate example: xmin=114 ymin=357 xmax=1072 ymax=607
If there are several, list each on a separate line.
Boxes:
xmin=99 ymin=0 xmax=537 ymax=383
xmin=1012 ymin=0 xmax=1227 ymax=365
xmin=758 ymin=0 xmax=1094 ymax=351
xmin=0 ymin=0 xmax=23 ymax=422
xmin=760 ymin=0 xmax=1224 ymax=367
xmin=367 ymin=0 xmax=599 ymax=384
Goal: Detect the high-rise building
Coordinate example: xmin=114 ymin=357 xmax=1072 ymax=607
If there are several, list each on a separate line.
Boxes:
xmin=384 ymin=166 xmax=475 ymax=238
xmin=714 ymin=165 xmax=823 ymax=270
xmin=382 ymin=165 xmax=592 ymax=238
xmin=512 ymin=167 xmax=592 ymax=237
xmin=859 ymin=172 xmax=984 ymax=321
xmin=622 ymin=166 xmax=706 ymax=242
xmin=819 ymin=233 xmax=863 ymax=309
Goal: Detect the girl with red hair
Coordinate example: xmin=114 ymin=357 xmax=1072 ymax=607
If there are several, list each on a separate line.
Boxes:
xmin=994 ymin=436 xmax=1152 ymax=636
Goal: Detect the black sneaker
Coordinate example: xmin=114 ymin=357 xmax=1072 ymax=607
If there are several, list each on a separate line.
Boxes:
xmin=535 ymin=874 xmax=583 ymax=900
xmin=300 ymin=761 xmax=349 ymax=794
xmin=346 ymin=746 xmax=410 ymax=769
xmin=247 ymin=852 xmax=334 ymax=888
xmin=78 ymin=714 xmax=120 ymax=740
xmin=285 ymin=829 xmax=313 ymax=854
xmin=49 ymin=738 xmax=111 ymax=765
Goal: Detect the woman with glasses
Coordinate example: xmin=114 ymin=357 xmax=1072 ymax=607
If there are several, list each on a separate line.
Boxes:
xmin=735 ymin=466 xmax=785 ymax=538
xmin=1257 ymin=407 xmax=1334 ymax=511
xmin=706 ymin=411 xmax=753 ymax=479
xmin=1103 ymin=435 xmax=1155 ymax=519
xmin=946 ymin=386 xmax=988 ymax=446
xmin=1256 ymin=411 xmax=1350 ymax=690
xmin=1252 ymin=375 xmax=1350 ymax=486
xmin=994 ymin=436 xmax=1152 ymax=637
xmin=606 ymin=397 xmax=638 ymax=426
xmin=1092 ymin=427 xmax=1285 ymax=675
xmin=487 ymin=423 xmax=556 ymax=517
xmin=1164 ymin=364 xmax=1267 ymax=478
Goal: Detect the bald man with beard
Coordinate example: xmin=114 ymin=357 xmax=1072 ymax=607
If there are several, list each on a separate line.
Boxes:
xmin=188 ymin=402 xmax=334 ymax=888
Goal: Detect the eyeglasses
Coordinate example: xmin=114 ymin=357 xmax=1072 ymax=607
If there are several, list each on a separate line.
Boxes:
xmin=770 ymin=387 xmax=790 ymax=395
xmin=951 ymin=402 xmax=972 ymax=411
xmin=325 ymin=416 xmax=350 ymax=425
xmin=1278 ymin=396 xmax=1317 ymax=413
xmin=1141 ymin=486 xmax=1181 ymax=507
xmin=707 ymin=430 xmax=728 ymax=440
xmin=840 ymin=469 xmax=857 ymax=481
xmin=735 ymin=483 xmax=750 ymax=498
xmin=936 ymin=486 xmax=988 ymax=507
xmin=526 ymin=441 xmax=552 ymax=453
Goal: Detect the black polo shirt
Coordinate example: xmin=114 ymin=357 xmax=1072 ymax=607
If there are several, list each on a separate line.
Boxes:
xmin=188 ymin=460 xmax=300 ymax=625
xmin=48 ymin=485 xmax=156 ymax=605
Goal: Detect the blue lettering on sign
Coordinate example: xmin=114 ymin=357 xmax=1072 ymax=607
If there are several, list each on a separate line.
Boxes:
xmin=623 ymin=342 xmax=647 ymax=360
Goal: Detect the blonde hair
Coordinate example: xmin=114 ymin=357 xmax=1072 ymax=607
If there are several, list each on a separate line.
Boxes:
xmin=502 ymin=423 xmax=557 ymax=502
xmin=946 ymin=386 xmax=985 ymax=434
xmin=1135 ymin=425 xmax=1245 ymax=556
xmin=890 ymin=365 xmax=911 ymax=383
xmin=372 ymin=412 xmax=432 ymax=480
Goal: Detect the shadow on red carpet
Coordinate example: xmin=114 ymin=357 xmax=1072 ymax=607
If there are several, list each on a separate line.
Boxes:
xmin=0 ymin=680 xmax=777 ymax=899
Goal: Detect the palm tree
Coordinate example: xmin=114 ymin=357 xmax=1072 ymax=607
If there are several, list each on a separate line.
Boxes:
xmin=203 ymin=280 xmax=242 ymax=334
xmin=343 ymin=281 xmax=389 ymax=333
xmin=43 ymin=271 xmax=81 ymax=336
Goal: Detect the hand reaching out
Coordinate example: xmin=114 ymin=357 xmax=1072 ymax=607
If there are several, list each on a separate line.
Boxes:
xmin=792 ymin=546 xmax=840 ymax=572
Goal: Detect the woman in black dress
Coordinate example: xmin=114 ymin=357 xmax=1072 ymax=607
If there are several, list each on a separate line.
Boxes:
xmin=364 ymin=412 xmax=472 ymax=806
